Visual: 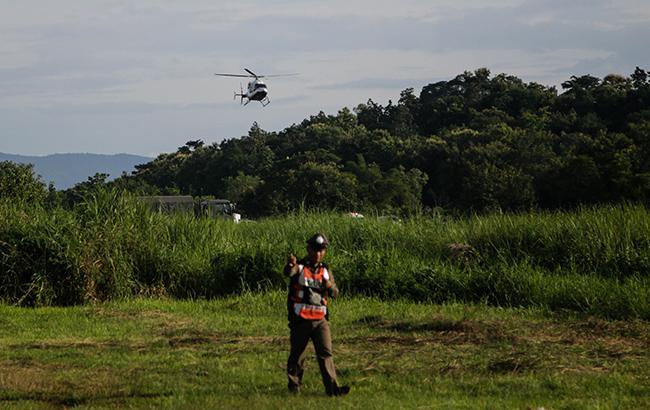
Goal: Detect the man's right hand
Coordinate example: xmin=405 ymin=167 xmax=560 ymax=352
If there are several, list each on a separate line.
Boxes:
xmin=285 ymin=253 xmax=299 ymax=276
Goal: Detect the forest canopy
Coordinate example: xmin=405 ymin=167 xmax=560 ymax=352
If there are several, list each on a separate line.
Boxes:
xmin=17 ymin=67 xmax=650 ymax=217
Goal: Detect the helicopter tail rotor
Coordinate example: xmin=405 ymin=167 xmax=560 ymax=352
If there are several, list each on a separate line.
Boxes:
xmin=234 ymin=83 xmax=245 ymax=105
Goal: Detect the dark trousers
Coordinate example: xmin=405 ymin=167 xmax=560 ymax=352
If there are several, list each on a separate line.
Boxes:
xmin=287 ymin=318 xmax=339 ymax=394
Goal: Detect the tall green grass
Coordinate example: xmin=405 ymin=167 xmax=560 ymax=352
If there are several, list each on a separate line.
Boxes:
xmin=0 ymin=191 xmax=648 ymax=318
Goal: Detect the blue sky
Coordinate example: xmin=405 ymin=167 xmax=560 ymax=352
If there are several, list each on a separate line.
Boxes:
xmin=1 ymin=0 xmax=649 ymax=156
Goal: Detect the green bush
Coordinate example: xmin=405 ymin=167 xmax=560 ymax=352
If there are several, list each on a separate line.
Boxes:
xmin=0 ymin=161 xmax=46 ymax=203
xmin=0 ymin=191 xmax=649 ymax=318
xmin=0 ymin=211 xmax=81 ymax=305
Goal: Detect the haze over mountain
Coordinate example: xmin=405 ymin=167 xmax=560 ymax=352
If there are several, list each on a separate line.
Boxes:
xmin=0 ymin=152 xmax=152 ymax=189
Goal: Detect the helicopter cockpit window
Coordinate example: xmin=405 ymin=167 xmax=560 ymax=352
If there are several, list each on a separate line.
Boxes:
xmin=255 ymin=83 xmax=266 ymax=88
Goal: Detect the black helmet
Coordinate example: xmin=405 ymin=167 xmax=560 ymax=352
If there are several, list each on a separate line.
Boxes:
xmin=306 ymin=233 xmax=329 ymax=250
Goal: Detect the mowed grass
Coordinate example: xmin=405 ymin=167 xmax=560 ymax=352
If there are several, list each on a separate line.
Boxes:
xmin=1 ymin=292 xmax=648 ymax=409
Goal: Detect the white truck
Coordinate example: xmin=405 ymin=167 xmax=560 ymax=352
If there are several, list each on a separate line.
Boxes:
xmin=198 ymin=199 xmax=241 ymax=223
xmin=140 ymin=196 xmax=241 ymax=222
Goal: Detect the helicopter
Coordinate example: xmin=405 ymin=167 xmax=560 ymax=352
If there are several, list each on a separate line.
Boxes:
xmin=214 ymin=68 xmax=297 ymax=107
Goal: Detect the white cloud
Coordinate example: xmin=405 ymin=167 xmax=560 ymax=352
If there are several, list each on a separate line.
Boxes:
xmin=515 ymin=0 xmax=650 ymax=28
xmin=617 ymin=0 xmax=650 ymax=23
xmin=0 ymin=0 xmax=647 ymax=155
xmin=146 ymin=0 xmax=525 ymax=21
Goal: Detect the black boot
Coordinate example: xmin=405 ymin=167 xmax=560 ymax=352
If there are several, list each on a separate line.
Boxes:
xmin=288 ymin=382 xmax=301 ymax=394
xmin=327 ymin=385 xmax=350 ymax=397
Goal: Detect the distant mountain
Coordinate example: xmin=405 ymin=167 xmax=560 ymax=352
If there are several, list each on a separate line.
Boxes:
xmin=0 ymin=152 xmax=152 ymax=189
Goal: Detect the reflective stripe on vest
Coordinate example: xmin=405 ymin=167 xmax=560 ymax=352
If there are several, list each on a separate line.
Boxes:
xmin=293 ymin=303 xmax=327 ymax=320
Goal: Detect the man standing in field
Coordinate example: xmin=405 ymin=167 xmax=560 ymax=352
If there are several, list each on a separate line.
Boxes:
xmin=284 ymin=233 xmax=350 ymax=396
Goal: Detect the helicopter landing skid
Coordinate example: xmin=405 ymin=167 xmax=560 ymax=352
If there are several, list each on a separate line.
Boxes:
xmin=260 ymin=96 xmax=270 ymax=107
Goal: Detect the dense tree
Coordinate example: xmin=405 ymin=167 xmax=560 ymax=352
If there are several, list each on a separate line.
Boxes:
xmin=107 ymin=67 xmax=650 ymax=216
xmin=0 ymin=161 xmax=47 ymax=203
xmin=62 ymin=173 xmax=111 ymax=206
xmin=222 ymin=172 xmax=262 ymax=206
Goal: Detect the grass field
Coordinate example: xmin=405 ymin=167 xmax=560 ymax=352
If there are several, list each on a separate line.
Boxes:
xmin=1 ymin=291 xmax=649 ymax=409
xmin=2 ymin=196 xmax=649 ymax=407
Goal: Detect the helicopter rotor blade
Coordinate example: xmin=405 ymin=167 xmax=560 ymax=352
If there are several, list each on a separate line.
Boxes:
xmin=216 ymin=70 xmax=298 ymax=79
xmin=244 ymin=68 xmax=260 ymax=78
xmin=264 ymin=73 xmax=299 ymax=78
xmin=214 ymin=73 xmax=255 ymax=78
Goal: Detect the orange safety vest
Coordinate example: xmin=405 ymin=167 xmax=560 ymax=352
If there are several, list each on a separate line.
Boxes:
xmin=290 ymin=264 xmax=329 ymax=320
